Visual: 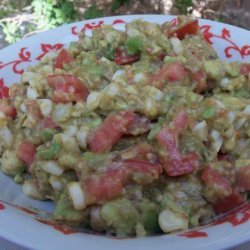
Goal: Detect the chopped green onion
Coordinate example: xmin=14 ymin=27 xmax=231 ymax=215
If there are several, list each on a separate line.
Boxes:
xmin=164 ymin=93 xmax=176 ymax=104
xmin=201 ymin=107 xmax=216 ymax=119
xmin=37 ymin=143 xmax=62 ymax=160
xmin=125 ymin=36 xmax=144 ymax=55
xmin=104 ymin=43 xmax=115 ymax=60
xmin=235 ymin=89 xmax=248 ymax=98
xmin=143 ymin=209 xmax=159 ymax=233
xmin=40 ymin=128 xmax=56 ymax=142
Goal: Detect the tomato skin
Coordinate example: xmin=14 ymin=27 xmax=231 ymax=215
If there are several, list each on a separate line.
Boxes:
xmin=114 ymin=48 xmax=140 ymax=65
xmin=150 ymin=62 xmax=186 ymax=89
xmin=39 ymin=117 xmax=59 ymax=129
xmin=87 ymin=111 xmax=136 ymax=153
xmin=240 ymin=63 xmax=250 ymax=76
xmin=54 ymin=49 xmax=73 ymax=69
xmin=47 ymin=74 xmax=89 ymax=103
xmin=0 ymin=104 xmax=17 ymax=119
xmin=201 ymin=166 xmax=232 ymax=201
xmin=17 ymin=141 xmax=36 ymax=166
xmin=172 ymin=109 xmax=190 ymax=132
xmin=165 ymin=62 xmax=186 ymax=82
xmin=156 ymin=110 xmax=199 ymax=176
xmin=236 ymin=165 xmax=250 ymax=190
xmin=85 ymin=168 xmax=126 ymax=203
xmin=84 ymin=159 xmax=162 ymax=203
xmin=167 ymin=19 xmax=199 ymax=40
xmin=214 ymin=192 xmax=246 ymax=215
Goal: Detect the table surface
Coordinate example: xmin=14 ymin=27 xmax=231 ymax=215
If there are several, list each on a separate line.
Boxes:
xmin=0 ymin=236 xmax=249 ymax=250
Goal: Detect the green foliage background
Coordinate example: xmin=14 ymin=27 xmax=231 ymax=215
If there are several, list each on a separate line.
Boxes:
xmin=0 ymin=0 xmax=193 ymax=44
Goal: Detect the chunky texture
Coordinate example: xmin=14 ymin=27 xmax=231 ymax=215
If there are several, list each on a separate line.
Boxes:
xmin=0 ymin=16 xmax=249 ymax=237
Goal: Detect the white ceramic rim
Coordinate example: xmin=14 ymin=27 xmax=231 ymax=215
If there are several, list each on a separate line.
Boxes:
xmin=0 ymin=15 xmax=249 ymax=250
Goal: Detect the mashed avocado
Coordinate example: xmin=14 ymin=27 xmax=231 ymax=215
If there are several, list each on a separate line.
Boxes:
xmin=0 ymin=16 xmax=249 ymax=237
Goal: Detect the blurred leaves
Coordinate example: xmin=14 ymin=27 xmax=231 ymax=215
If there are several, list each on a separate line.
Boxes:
xmin=84 ymin=5 xmax=104 ymax=20
xmin=0 ymin=0 xmax=196 ymax=45
xmin=32 ymin=0 xmax=78 ymax=29
xmin=111 ymin=0 xmax=130 ymax=13
xmin=174 ymin=0 xmax=193 ymax=15
xmin=0 ymin=22 xmax=22 ymax=43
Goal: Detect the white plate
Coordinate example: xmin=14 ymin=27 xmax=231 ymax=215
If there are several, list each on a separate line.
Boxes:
xmin=0 ymin=15 xmax=250 ymax=250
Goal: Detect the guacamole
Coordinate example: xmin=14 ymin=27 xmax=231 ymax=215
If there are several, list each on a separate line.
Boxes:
xmin=0 ymin=16 xmax=249 ymax=237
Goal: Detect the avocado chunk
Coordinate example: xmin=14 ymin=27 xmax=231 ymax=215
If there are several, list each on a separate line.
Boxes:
xmin=53 ymin=190 xmax=87 ymax=226
xmin=205 ymin=60 xmax=225 ymax=81
xmin=137 ymin=199 xmax=161 ymax=233
xmin=100 ymin=198 xmax=139 ymax=237
xmin=223 ymin=62 xmax=240 ymax=77
xmin=216 ymin=94 xmax=246 ymax=111
xmin=1 ymin=150 xmax=24 ymax=176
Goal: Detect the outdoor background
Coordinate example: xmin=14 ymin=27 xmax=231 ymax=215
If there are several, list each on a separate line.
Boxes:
xmin=0 ymin=1 xmax=249 ymax=249
xmin=0 ymin=0 xmax=249 ymax=49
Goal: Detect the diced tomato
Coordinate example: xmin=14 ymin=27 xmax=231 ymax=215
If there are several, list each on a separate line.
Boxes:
xmin=156 ymin=110 xmax=199 ymax=176
xmin=39 ymin=117 xmax=59 ymax=129
xmin=165 ymin=62 xmax=187 ymax=82
xmin=126 ymin=115 xmax=151 ymax=135
xmin=85 ymin=168 xmax=126 ymax=203
xmin=25 ymin=100 xmax=42 ymax=122
xmin=47 ymin=74 xmax=89 ymax=103
xmin=236 ymin=165 xmax=250 ymax=190
xmin=87 ymin=111 xmax=136 ymax=153
xmin=84 ymin=159 xmax=162 ymax=203
xmin=0 ymin=104 xmax=17 ymax=119
xmin=54 ymin=49 xmax=73 ymax=69
xmin=114 ymin=48 xmax=140 ymax=65
xmin=201 ymin=166 xmax=232 ymax=201
xmin=150 ymin=62 xmax=186 ymax=89
xmin=214 ymin=192 xmax=246 ymax=214
xmin=240 ymin=63 xmax=250 ymax=76
xmin=167 ymin=19 xmax=199 ymax=40
xmin=17 ymin=141 xmax=36 ymax=166
xmin=172 ymin=109 xmax=190 ymax=132
xmin=190 ymin=70 xmax=207 ymax=93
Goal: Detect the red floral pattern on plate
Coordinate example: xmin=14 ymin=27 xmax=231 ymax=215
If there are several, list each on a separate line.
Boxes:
xmin=0 ymin=17 xmax=249 ymax=81
xmin=0 ymin=199 xmax=76 ymax=235
xmin=200 ymin=25 xmax=250 ymax=58
xmin=36 ymin=218 xmax=77 ymax=235
xmin=0 ymin=78 xmax=9 ymax=99
xmin=0 ymin=17 xmax=250 ymax=239
xmin=0 ymin=203 xmax=5 ymax=210
xmin=71 ymin=20 xmax=104 ymax=35
xmin=169 ymin=17 xmax=250 ymax=59
xmin=178 ymin=230 xmax=208 ymax=238
xmin=36 ymin=43 xmax=64 ymax=60
xmin=71 ymin=19 xmax=126 ymax=35
xmin=178 ymin=203 xmax=250 ymax=238
xmin=0 ymin=198 xmax=249 ymax=237
xmin=0 ymin=47 xmax=31 ymax=74
xmin=213 ymin=203 xmax=250 ymax=227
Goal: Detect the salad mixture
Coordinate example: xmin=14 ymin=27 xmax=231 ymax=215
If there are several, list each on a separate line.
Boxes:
xmin=0 ymin=16 xmax=250 ymax=237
